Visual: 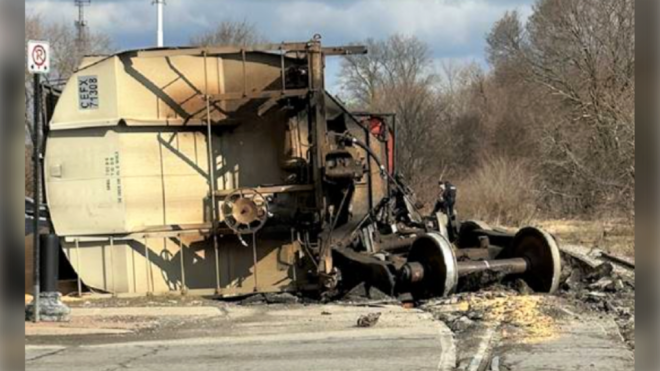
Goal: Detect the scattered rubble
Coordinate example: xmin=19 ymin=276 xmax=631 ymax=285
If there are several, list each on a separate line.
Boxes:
xmin=340 ymin=282 xmax=394 ymax=303
xmin=239 ymin=292 xmax=301 ymax=306
xmin=557 ymin=250 xmax=635 ymax=349
xmin=422 ymin=245 xmax=635 ymax=356
xmin=450 ymin=316 xmax=475 ymax=332
xmin=356 ymin=312 xmax=381 ymax=328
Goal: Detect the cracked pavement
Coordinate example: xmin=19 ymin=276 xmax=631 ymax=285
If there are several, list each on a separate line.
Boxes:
xmin=26 ymin=303 xmax=456 ymax=371
xmin=25 ymin=288 xmax=634 ymax=371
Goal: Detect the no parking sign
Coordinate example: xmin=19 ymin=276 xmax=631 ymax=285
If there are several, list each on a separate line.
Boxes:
xmin=27 ymin=40 xmax=50 ymax=74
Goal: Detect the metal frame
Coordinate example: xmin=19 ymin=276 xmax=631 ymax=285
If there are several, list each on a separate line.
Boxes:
xmin=351 ymin=112 xmax=397 ymax=196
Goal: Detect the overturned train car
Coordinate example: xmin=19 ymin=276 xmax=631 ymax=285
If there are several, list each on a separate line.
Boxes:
xmin=45 ymin=38 xmax=561 ymax=300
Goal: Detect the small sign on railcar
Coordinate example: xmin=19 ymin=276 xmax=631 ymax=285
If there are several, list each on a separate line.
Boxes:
xmin=78 ymin=75 xmax=99 ymax=110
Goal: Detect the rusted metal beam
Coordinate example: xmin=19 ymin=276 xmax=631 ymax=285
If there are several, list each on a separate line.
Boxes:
xmin=599 ymin=251 xmax=635 ymax=269
xmin=136 ymin=43 xmax=311 ymax=58
xmin=178 ymin=236 xmax=187 ymax=295
xmin=214 ymin=184 xmax=314 ymax=197
xmin=109 ymin=237 xmax=116 ymax=295
xmin=210 ymin=89 xmax=309 ymax=102
xmin=75 ymin=239 xmax=82 ymax=297
xmin=257 ymin=96 xmax=280 ymax=116
xmin=378 ymin=236 xmax=417 ymax=253
xmin=321 ymin=46 xmax=367 ymax=56
xmin=135 ymin=43 xmax=366 ymax=59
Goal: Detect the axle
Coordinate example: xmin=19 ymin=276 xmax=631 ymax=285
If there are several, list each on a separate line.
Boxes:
xmin=456 ymin=257 xmax=529 ymax=276
xmin=400 ymin=228 xmax=561 ymax=299
xmin=401 ymin=257 xmax=529 ymax=284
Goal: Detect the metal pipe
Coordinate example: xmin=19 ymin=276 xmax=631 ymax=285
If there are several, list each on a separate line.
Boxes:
xmin=32 ymin=73 xmax=41 ymax=322
xmin=202 ymin=51 xmax=222 ymax=293
xmin=178 ymin=235 xmax=186 ymax=294
xmin=280 ymin=44 xmax=286 ymax=92
xmin=39 ymin=234 xmax=59 ymax=293
xmin=457 ymin=258 xmax=528 ymax=276
xmin=378 ymin=236 xmax=417 ymax=252
xmin=241 ymin=49 xmax=247 ymax=97
xmin=75 ymin=239 xmax=82 ymax=297
xmin=144 ymin=238 xmax=152 ymax=294
xmin=213 ymin=238 xmax=221 ymax=293
xmin=252 ymin=233 xmax=259 ymax=292
xmin=203 ymin=51 xmax=218 ymax=229
xmin=109 ymin=237 xmax=115 ymax=295
xmin=392 ymin=114 xmax=397 ymax=174
xmin=155 ymin=0 xmax=164 ymax=47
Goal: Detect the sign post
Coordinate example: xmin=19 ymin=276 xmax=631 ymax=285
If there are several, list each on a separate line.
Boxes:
xmin=28 ymin=40 xmax=50 ymax=322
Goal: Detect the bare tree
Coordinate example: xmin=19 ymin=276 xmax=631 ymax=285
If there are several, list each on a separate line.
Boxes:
xmin=25 ymin=14 xmax=113 ymax=84
xmin=190 ymin=20 xmax=266 ymax=47
xmin=340 ymin=35 xmax=452 ymax=187
xmin=485 ymin=0 xmax=635 ymax=215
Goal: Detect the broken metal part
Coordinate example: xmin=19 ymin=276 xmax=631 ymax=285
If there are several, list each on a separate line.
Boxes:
xmin=455 ymin=247 xmax=503 ymax=261
xmin=333 ymin=247 xmax=397 ymax=297
xmin=324 ymin=150 xmax=364 ymax=182
xmin=456 ymin=220 xmax=492 ymax=249
xmin=322 ymin=45 xmax=368 ymax=56
xmin=378 ymin=236 xmax=417 ymax=253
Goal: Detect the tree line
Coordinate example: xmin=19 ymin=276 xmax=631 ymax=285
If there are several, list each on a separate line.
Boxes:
xmin=339 ymin=0 xmax=634 ymax=224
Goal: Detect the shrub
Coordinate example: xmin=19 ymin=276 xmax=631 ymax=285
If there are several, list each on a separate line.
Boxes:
xmin=455 ymin=157 xmax=537 ymax=227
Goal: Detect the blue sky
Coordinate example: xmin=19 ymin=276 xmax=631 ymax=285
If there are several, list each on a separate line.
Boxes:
xmin=25 ymin=0 xmax=535 ymax=93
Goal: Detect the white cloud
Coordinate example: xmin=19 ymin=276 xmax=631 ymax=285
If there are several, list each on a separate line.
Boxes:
xmin=25 ymin=0 xmax=535 ymax=88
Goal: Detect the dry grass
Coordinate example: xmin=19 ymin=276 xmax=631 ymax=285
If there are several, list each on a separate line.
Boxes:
xmin=537 ymin=219 xmax=635 ymax=258
xmin=456 ymin=157 xmax=537 ymax=226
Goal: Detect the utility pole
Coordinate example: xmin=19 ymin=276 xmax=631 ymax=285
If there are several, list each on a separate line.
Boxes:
xmin=27 ymin=39 xmax=50 ymax=322
xmin=74 ymin=0 xmax=91 ymax=53
xmin=153 ymin=0 xmax=165 ymax=47
xmin=32 ymin=72 xmax=41 ymax=322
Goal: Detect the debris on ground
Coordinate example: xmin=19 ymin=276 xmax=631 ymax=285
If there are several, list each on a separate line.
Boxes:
xmin=557 ymin=249 xmax=635 ymax=349
xmin=489 ymin=356 xmax=502 ymax=371
xmin=239 ymin=292 xmax=300 ymax=306
xmin=341 ymin=282 xmax=394 ymax=303
xmin=455 ymin=270 xmax=508 ymax=293
xmin=450 ymin=316 xmax=474 ymax=332
xmin=356 ymin=312 xmax=381 ymax=328
xmin=417 ymin=245 xmax=635 ymax=364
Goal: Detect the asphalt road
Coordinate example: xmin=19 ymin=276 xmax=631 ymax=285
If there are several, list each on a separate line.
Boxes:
xmin=26 ymin=304 xmax=457 ymax=371
xmin=25 ymin=293 xmax=635 ymax=371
